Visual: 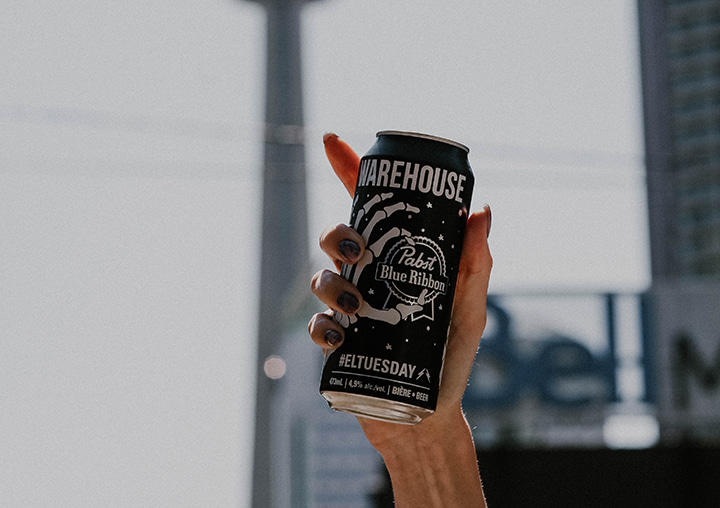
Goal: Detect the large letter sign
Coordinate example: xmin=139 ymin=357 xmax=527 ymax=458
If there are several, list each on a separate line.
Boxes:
xmin=654 ymin=281 xmax=720 ymax=443
xmin=463 ymin=298 xmax=617 ymax=409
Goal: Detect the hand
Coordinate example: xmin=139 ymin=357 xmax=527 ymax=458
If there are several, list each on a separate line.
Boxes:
xmin=309 ymin=133 xmax=492 ymax=507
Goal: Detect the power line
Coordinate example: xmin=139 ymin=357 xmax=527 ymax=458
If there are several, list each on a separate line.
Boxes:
xmin=1 ymin=104 xmax=647 ymax=171
xmin=0 ymin=155 xmax=262 ymax=181
xmin=0 ymin=104 xmax=258 ymax=142
xmin=1 ymin=104 xmax=658 ymax=192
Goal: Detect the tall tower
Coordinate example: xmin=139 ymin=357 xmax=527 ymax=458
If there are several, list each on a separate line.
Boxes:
xmin=240 ymin=0 xmax=319 ymax=506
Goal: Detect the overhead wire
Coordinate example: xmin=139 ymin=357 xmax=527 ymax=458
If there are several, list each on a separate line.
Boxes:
xmin=1 ymin=104 xmax=652 ymax=189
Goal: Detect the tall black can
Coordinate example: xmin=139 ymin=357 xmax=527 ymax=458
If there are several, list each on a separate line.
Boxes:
xmin=320 ymin=130 xmax=474 ymax=424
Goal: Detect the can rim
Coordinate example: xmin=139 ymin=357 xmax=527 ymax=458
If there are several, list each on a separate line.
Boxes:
xmin=376 ymin=130 xmax=469 ymax=153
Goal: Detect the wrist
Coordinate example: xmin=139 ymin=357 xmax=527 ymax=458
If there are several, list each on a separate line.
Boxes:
xmin=375 ymin=409 xmax=486 ymax=507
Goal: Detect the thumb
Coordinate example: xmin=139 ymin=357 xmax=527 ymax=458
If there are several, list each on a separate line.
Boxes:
xmin=323 ymin=133 xmax=361 ymax=196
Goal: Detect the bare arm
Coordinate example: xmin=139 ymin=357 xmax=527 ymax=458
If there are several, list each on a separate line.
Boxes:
xmin=375 ymin=411 xmax=486 ymax=507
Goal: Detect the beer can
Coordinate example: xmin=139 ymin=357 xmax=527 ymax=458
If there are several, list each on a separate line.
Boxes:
xmin=319 ymin=130 xmax=474 ymax=424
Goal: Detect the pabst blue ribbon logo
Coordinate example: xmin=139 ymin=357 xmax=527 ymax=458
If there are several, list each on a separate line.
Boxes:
xmin=376 ymin=236 xmax=448 ymax=321
xmin=334 ymin=191 xmax=454 ymax=329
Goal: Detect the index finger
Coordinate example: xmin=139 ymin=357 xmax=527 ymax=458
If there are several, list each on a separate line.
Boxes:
xmin=323 ymin=133 xmax=360 ymax=196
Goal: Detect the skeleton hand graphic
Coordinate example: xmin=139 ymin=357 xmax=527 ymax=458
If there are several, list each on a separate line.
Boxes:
xmin=334 ymin=192 xmax=423 ymax=328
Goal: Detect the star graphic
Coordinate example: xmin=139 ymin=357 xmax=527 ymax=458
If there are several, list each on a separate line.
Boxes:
xmin=426 ymin=202 xmax=433 ymax=208
xmin=386 ymin=343 xmax=392 ymax=350
xmin=438 ymin=234 xmax=444 ymax=241
xmin=368 ymin=288 xmax=375 ymax=295
xmin=439 ymin=304 xmax=443 ymax=310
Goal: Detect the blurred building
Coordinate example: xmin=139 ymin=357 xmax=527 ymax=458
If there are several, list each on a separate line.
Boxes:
xmin=638 ymin=0 xmax=720 ymax=277
xmin=637 ymin=0 xmax=720 ymax=443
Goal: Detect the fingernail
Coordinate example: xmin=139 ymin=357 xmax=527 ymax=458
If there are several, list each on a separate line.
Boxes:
xmin=338 ymin=239 xmax=361 ymax=263
xmin=337 ymin=291 xmax=360 ymax=314
xmin=323 ymin=132 xmax=338 ymax=144
xmin=325 ymin=329 xmax=343 ymax=347
xmin=483 ymin=204 xmax=492 ymax=238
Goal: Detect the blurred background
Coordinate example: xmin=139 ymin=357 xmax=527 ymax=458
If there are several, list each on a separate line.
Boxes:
xmin=2 ymin=0 xmax=718 ymax=507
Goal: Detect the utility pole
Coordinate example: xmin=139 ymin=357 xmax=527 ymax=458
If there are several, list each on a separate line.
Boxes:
xmin=239 ymin=0 xmax=319 ymax=506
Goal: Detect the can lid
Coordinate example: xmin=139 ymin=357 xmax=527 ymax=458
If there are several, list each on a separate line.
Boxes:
xmin=376 ymin=130 xmax=469 ymax=153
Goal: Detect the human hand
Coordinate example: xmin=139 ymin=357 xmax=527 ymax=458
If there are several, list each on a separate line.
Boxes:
xmin=308 ymin=133 xmax=491 ymax=506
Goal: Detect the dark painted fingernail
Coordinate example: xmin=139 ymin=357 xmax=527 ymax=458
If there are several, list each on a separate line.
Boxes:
xmin=337 ymin=291 xmax=360 ymax=314
xmin=325 ymin=329 xmax=343 ymax=347
xmin=338 ymin=239 xmax=361 ymax=262
xmin=483 ymin=204 xmax=492 ymax=238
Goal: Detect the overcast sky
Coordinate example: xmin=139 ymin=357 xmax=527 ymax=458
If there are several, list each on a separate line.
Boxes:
xmin=1 ymin=1 xmax=647 ymax=506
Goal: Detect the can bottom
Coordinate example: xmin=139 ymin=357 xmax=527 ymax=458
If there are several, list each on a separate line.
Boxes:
xmin=321 ymin=391 xmax=433 ymax=425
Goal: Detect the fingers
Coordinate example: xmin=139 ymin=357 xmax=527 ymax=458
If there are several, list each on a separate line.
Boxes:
xmin=308 ymin=261 xmax=364 ymax=351
xmin=311 ymin=269 xmax=363 ymax=316
xmin=308 ymin=311 xmax=345 ymax=350
xmin=324 ymin=133 xmax=361 ymax=196
xmin=319 ymin=223 xmax=366 ymax=271
xmin=458 ymin=204 xmax=493 ymax=277
xmin=452 ymin=205 xmax=493 ymax=339
xmin=439 ymin=205 xmax=493 ymax=407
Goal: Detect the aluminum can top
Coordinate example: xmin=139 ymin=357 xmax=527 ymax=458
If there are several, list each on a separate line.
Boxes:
xmin=376 ymin=130 xmax=470 ymax=153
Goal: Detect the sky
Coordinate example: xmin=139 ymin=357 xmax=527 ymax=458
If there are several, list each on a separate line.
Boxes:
xmin=1 ymin=1 xmax=647 ymax=506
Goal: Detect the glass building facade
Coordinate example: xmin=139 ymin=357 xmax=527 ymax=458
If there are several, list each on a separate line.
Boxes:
xmin=638 ymin=0 xmax=720 ymax=278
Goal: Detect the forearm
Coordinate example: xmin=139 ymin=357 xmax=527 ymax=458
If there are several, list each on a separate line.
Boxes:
xmin=377 ymin=411 xmax=487 ymax=508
